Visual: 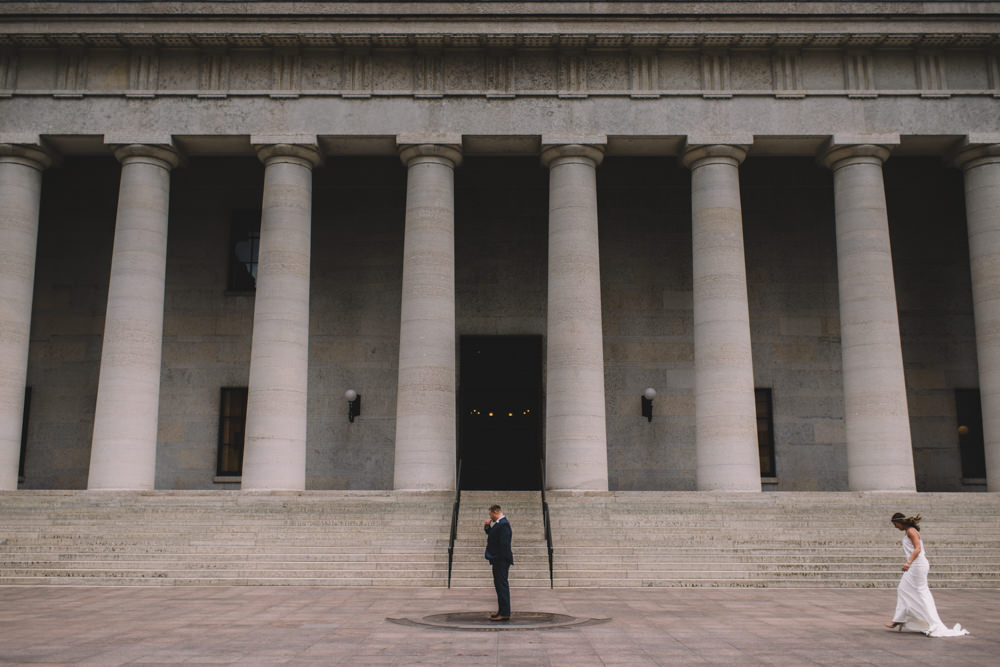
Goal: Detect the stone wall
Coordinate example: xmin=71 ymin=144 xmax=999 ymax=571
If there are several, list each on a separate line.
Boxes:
xmin=307 ymin=158 xmax=406 ymax=490
xmin=887 ymin=158 xmax=978 ymax=492
xmin=20 ymin=153 xmax=978 ymax=491
xmin=23 ymin=157 xmax=117 ymax=489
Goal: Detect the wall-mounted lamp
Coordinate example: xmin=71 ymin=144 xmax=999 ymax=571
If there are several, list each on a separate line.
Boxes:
xmin=345 ymin=389 xmax=361 ymax=423
xmin=642 ymin=387 xmax=656 ymax=422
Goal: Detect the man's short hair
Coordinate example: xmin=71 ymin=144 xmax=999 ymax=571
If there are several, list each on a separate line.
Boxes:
xmin=489 ymin=504 xmax=502 ymax=513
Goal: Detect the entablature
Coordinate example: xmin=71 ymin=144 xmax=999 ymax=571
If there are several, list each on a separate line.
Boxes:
xmin=1 ymin=31 xmax=998 ymax=51
xmin=5 ymin=132 xmax=992 ymax=161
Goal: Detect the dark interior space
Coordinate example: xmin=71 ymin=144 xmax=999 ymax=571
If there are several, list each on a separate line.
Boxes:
xmin=459 ymin=335 xmax=543 ymax=490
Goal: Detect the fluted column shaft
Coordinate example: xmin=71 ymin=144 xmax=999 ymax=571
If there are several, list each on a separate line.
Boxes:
xmin=541 ymin=144 xmax=608 ymax=491
xmin=955 ymin=143 xmax=1000 ymax=490
xmin=820 ymin=144 xmax=915 ymax=491
xmin=88 ymin=144 xmax=179 ymax=490
xmin=393 ymin=143 xmax=461 ymax=490
xmin=0 ymin=144 xmax=51 ymax=490
xmin=682 ymin=145 xmax=761 ymax=491
xmin=241 ymin=144 xmax=321 ymax=491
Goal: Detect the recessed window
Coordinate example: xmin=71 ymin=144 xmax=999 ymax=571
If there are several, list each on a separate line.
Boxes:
xmin=227 ymin=211 xmax=260 ymax=292
xmin=19 ymin=387 xmax=30 ymax=479
xmin=755 ymin=388 xmax=776 ymax=478
xmin=217 ymin=387 xmax=248 ymax=477
xmin=955 ymin=388 xmax=986 ymax=479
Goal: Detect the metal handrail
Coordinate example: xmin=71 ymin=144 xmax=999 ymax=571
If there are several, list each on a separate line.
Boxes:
xmin=446 ymin=459 xmax=462 ymax=588
xmin=539 ymin=458 xmax=554 ymax=589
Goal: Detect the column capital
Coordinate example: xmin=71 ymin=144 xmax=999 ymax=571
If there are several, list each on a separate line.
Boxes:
xmin=818 ymin=143 xmax=892 ymax=171
xmin=950 ymin=141 xmax=1000 ymax=171
xmin=112 ymin=144 xmax=182 ymax=170
xmin=398 ymin=143 xmax=462 ymax=168
xmin=540 ymin=143 xmax=605 ymax=169
xmin=680 ymin=144 xmax=748 ymax=170
xmin=0 ymin=143 xmax=54 ymax=170
xmin=254 ymin=143 xmax=323 ymax=168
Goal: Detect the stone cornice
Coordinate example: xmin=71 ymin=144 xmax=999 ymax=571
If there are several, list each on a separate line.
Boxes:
xmin=3 ymin=3 xmax=1000 ymax=20
xmin=1 ymin=31 xmax=997 ymax=50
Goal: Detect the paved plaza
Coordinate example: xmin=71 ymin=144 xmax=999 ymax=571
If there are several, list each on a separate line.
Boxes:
xmin=0 ymin=586 xmax=995 ymax=665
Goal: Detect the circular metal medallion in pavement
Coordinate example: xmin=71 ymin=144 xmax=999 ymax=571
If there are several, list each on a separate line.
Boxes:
xmin=386 ymin=611 xmax=611 ymax=631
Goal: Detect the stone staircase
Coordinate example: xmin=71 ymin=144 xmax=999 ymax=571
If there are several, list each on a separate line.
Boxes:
xmin=2 ymin=490 xmax=998 ymax=588
xmin=447 ymin=491 xmax=551 ymax=588
xmin=0 ymin=490 xmax=452 ymax=586
xmin=546 ymin=492 xmax=1000 ymax=588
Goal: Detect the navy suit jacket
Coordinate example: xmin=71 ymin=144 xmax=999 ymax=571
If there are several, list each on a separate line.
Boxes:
xmin=484 ymin=517 xmax=513 ymax=564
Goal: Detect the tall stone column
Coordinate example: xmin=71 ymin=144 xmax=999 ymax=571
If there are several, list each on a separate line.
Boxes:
xmin=541 ymin=142 xmax=608 ymax=491
xmin=393 ymin=141 xmax=461 ymax=490
xmin=820 ymin=142 xmax=915 ymax=492
xmin=88 ymin=143 xmax=180 ymax=490
xmin=681 ymin=144 xmax=761 ymax=491
xmin=241 ymin=142 xmax=321 ymax=491
xmin=954 ymin=141 xmax=1000 ymax=491
xmin=0 ymin=143 xmax=52 ymax=490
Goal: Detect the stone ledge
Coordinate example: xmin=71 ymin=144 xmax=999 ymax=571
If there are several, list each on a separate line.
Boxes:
xmin=3 ymin=2 xmax=999 ymax=21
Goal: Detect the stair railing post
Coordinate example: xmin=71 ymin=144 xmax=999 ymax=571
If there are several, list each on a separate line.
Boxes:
xmin=540 ymin=458 xmax=554 ymax=589
xmin=447 ymin=459 xmax=462 ymax=588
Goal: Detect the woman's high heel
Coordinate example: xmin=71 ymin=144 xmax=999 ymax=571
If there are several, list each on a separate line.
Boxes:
xmin=885 ymin=622 xmax=903 ymax=630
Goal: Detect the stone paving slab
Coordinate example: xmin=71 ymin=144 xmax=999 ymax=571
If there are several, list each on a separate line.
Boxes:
xmin=0 ymin=586 xmax=996 ymax=665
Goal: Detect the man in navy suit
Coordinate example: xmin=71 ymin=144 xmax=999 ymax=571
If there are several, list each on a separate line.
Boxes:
xmin=484 ymin=503 xmax=513 ymax=621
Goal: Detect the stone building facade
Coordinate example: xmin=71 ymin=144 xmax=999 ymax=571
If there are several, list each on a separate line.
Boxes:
xmin=1 ymin=1 xmax=998 ymax=493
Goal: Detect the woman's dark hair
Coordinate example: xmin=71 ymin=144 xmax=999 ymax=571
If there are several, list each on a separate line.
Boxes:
xmin=891 ymin=512 xmax=922 ymax=531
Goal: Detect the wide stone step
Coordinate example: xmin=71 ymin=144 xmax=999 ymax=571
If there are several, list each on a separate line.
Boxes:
xmin=550 ymin=554 xmax=1000 ymax=565
xmin=0 ymin=540 xmax=447 ymax=560
xmin=3 ymin=559 xmax=447 ymax=571
xmin=0 ymin=567 xmax=447 ymax=579
xmin=3 ymin=490 xmax=997 ymax=588
xmin=548 ymin=577 xmax=998 ymax=588
xmin=0 ymin=576 xmax=446 ymax=586
xmin=0 ymin=551 xmax=448 ymax=562
xmin=550 ymin=565 xmax=993 ymax=576
xmin=449 ymin=491 xmax=551 ymax=587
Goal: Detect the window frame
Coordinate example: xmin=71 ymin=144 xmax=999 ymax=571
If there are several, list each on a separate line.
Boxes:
xmin=217 ymin=387 xmax=249 ymax=477
xmin=955 ymin=388 xmax=986 ymax=480
xmin=755 ymin=387 xmax=777 ymax=478
xmin=227 ymin=211 xmax=261 ymax=293
xmin=19 ymin=387 xmax=30 ymax=480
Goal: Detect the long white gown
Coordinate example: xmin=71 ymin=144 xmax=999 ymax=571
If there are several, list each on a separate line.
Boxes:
xmin=892 ymin=531 xmax=970 ymax=637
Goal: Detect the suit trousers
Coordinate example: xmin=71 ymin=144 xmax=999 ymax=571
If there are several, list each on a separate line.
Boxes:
xmin=491 ymin=559 xmax=511 ymax=616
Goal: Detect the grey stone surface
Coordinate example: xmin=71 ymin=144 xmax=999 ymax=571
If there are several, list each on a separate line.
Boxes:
xmin=956 ymin=144 xmax=1000 ymax=491
xmin=88 ymin=144 xmax=179 ymax=490
xmin=683 ymin=144 xmax=761 ymax=491
xmin=393 ymin=143 xmax=461 ymax=491
xmin=13 ymin=152 xmax=981 ymax=492
xmin=543 ymin=143 xmax=609 ymax=491
xmin=0 ymin=585 xmax=995 ymax=665
xmin=241 ymin=143 xmax=321 ymax=490
xmin=3 ymin=1 xmax=996 ymax=492
xmin=0 ymin=144 xmax=49 ymax=490
xmin=821 ymin=143 xmax=916 ymax=492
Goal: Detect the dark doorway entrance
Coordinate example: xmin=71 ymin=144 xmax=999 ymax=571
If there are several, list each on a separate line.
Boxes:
xmin=459 ymin=335 xmax=543 ymax=490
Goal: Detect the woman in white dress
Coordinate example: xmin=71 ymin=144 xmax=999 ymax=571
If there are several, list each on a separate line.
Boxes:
xmin=886 ymin=513 xmax=969 ymax=637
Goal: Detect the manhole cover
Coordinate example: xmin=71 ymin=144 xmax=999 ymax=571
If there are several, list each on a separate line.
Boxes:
xmin=386 ymin=611 xmax=611 ymax=631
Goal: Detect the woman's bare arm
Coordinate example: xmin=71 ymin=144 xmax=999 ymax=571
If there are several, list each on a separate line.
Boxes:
xmin=902 ymin=527 xmax=922 ymax=571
